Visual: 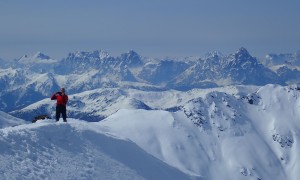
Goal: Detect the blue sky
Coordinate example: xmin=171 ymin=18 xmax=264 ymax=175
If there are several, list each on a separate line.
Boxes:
xmin=0 ymin=0 xmax=299 ymax=60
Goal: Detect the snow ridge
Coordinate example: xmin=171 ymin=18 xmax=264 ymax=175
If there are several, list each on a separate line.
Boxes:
xmin=0 ymin=119 xmax=192 ymax=180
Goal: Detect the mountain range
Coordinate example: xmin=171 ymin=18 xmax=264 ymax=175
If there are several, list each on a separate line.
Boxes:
xmin=1 ymin=47 xmax=299 ymax=113
xmin=1 ymin=47 xmax=300 ymax=179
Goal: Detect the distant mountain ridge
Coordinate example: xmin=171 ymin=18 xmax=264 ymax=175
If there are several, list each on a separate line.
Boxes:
xmin=0 ymin=47 xmax=299 ymax=112
xmin=263 ymin=51 xmax=300 ymax=84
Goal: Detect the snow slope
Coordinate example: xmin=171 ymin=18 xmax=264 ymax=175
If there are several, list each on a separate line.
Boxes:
xmin=1 ymin=84 xmax=300 ymax=180
xmin=0 ymin=119 xmax=192 ymax=180
xmin=0 ymin=111 xmax=28 ymax=128
xmin=99 ymin=85 xmax=300 ymax=180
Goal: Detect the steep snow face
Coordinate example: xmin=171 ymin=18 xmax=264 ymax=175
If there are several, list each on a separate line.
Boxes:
xmin=101 ymin=109 xmax=209 ymax=178
xmin=99 ymin=85 xmax=300 ymax=180
xmin=246 ymin=85 xmax=300 ymax=179
xmin=0 ymin=119 xmax=192 ymax=180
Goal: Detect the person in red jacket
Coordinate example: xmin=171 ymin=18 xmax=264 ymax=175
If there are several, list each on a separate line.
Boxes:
xmin=51 ymin=88 xmax=69 ymax=122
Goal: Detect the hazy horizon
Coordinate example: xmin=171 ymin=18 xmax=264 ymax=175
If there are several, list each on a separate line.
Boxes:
xmin=1 ymin=0 xmax=300 ymax=60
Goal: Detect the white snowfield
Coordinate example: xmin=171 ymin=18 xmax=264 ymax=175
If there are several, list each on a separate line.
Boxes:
xmin=0 ymin=111 xmax=28 ymax=128
xmin=0 ymin=119 xmax=192 ymax=180
xmin=0 ymin=84 xmax=300 ymax=180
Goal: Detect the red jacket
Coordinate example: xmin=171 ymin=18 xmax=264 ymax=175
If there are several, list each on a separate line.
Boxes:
xmin=51 ymin=92 xmax=68 ymax=106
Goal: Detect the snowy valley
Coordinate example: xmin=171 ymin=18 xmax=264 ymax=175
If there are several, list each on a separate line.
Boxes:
xmin=0 ymin=48 xmax=300 ymax=179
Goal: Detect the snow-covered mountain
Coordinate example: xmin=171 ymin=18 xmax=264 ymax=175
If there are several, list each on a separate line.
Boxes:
xmin=263 ymin=51 xmax=300 ymax=67
xmin=1 ymin=47 xmax=300 ymax=179
xmin=13 ymin=52 xmax=58 ymax=73
xmin=0 ymin=68 xmax=60 ymax=111
xmin=0 ymin=47 xmax=298 ymax=112
xmin=17 ymin=52 xmax=56 ymax=64
xmin=0 ymin=118 xmax=192 ymax=180
xmin=1 ymin=84 xmax=300 ymax=179
xmin=9 ymin=85 xmax=250 ymax=121
xmin=168 ymin=48 xmax=284 ymax=90
xmin=138 ymin=60 xmax=190 ymax=85
xmin=263 ymin=51 xmax=300 ymax=84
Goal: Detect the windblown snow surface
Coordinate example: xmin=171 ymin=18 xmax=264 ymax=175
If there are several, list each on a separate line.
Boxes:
xmin=0 ymin=111 xmax=28 ymax=128
xmin=0 ymin=84 xmax=300 ymax=180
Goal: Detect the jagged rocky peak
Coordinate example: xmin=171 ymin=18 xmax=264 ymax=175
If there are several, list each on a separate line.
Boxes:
xmin=235 ymin=47 xmax=251 ymax=58
xmin=88 ymin=50 xmax=111 ymax=59
xmin=32 ymin=52 xmax=51 ymax=60
xmin=227 ymin=47 xmax=258 ymax=65
xmin=121 ymin=50 xmax=140 ymax=60
xmin=119 ymin=50 xmax=143 ymax=67
xmin=205 ymin=50 xmax=224 ymax=59
xmin=67 ymin=50 xmax=111 ymax=60
xmin=202 ymin=51 xmax=224 ymax=65
xmin=98 ymin=50 xmax=111 ymax=59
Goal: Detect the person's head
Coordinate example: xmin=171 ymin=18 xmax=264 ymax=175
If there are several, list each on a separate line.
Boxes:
xmin=61 ymin=88 xmax=66 ymax=94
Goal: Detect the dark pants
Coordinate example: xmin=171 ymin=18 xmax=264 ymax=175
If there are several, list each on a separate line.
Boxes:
xmin=56 ymin=105 xmax=67 ymax=121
